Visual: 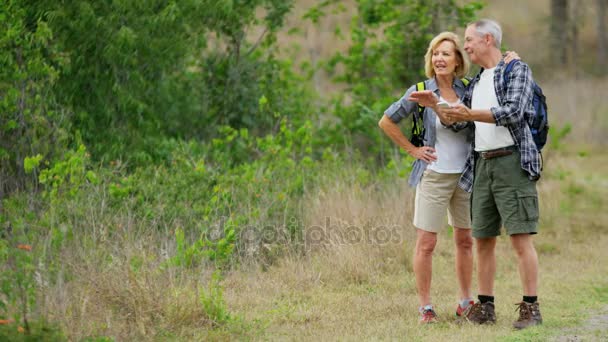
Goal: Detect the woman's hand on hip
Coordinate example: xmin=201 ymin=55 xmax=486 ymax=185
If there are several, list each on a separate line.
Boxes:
xmin=410 ymin=146 xmax=437 ymax=163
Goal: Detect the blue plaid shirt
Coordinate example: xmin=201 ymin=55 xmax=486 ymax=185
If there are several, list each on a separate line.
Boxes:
xmin=457 ymin=59 xmax=541 ymax=192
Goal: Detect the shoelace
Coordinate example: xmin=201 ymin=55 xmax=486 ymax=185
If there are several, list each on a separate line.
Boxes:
xmin=515 ymin=302 xmax=532 ymax=321
xmin=465 ymin=302 xmax=482 ymax=317
xmin=421 ymin=309 xmax=436 ymax=320
xmin=422 ymin=309 xmax=435 ymax=315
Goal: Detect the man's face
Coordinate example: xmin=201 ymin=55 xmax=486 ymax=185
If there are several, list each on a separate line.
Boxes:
xmin=464 ymin=25 xmax=487 ymax=64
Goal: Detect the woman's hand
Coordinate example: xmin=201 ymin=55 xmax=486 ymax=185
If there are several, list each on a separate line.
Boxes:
xmin=408 ymin=90 xmax=438 ymax=107
xmin=410 ymin=146 xmax=437 ymax=164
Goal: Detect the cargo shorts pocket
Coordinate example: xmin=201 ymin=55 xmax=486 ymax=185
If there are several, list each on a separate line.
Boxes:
xmin=517 ymin=191 xmax=539 ymax=221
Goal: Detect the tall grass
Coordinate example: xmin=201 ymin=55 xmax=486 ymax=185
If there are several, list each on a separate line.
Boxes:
xmin=35 ymin=192 xmax=223 ymax=340
xmin=218 ymin=148 xmax=608 ymax=341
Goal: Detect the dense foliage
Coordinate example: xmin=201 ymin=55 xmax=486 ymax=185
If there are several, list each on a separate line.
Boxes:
xmin=0 ymin=0 xmax=484 ymax=338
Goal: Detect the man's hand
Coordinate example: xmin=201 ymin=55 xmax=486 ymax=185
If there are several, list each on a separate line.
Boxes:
xmin=434 ymin=105 xmax=455 ymax=126
xmin=444 ymin=104 xmax=474 ymax=122
xmin=408 ymin=90 xmax=438 ymax=107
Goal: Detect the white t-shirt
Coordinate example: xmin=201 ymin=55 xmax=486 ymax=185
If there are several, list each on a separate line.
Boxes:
xmin=472 ymin=67 xmax=515 ymax=151
xmin=428 ymin=97 xmax=469 ymax=174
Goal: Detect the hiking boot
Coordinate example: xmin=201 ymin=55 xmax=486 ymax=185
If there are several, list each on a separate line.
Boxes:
xmin=463 ymin=301 xmax=496 ymax=324
xmin=419 ymin=307 xmax=438 ymax=324
xmin=513 ymin=301 xmax=542 ymax=329
xmin=456 ymin=300 xmax=475 ymax=317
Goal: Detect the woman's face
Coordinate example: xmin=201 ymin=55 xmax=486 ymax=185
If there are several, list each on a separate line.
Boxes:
xmin=432 ymin=40 xmax=459 ymax=77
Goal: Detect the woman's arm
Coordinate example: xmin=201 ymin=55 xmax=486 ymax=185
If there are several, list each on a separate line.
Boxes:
xmin=378 ymin=115 xmax=437 ymax=164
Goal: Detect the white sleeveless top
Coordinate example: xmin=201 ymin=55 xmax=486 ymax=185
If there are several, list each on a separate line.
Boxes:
xmin=427 ymin=97 xmax=469 ymax=174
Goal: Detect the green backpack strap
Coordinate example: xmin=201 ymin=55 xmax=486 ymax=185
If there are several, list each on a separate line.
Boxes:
xmin=461 ymin=78 xmax=470 ymax=87
xmin=412 ymin=81 xmax=426 ymax=140
xmin=416 ymin=81 xmax=426 ymax=114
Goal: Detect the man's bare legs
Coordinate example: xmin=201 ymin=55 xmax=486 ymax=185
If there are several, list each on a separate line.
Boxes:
xmin=476 ymin=237 xmax=497 ymax=296
xmin=510 ymin=233 xmax=538 ymax=296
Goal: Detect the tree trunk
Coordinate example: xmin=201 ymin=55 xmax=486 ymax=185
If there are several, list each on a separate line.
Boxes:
xmin=551 ymin=0 xmax=569 ymax=66
xmin=431 ymin=0 xmax=449 ymax=34
xmin=598 ymin=0 xmax=608 ymax=73
xmin=570 ymin=3 xmax=582 ymax=78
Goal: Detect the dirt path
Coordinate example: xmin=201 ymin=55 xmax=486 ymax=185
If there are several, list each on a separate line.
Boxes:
xmin=555 ymin=306 xmax=608 ymax=341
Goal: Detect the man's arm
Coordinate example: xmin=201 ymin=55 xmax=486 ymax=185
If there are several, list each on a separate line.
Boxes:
xmin=406 ymin=96 xmax=482 ymax=128
xmin=444 ymin=62 xmax=533 ymax=125
xmin=445 ymin=105 xmax=495 ymax=123
xmin=491 ymin=61 xmax=534 ymax=127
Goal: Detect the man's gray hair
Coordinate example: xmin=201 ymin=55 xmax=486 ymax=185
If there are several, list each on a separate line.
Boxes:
xmin=470 ymin=19 xmax=502 ymax=48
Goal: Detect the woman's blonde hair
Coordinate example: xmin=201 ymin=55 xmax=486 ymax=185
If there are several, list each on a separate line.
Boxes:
xmin=424 ymin=31 xmax=469 ymax=79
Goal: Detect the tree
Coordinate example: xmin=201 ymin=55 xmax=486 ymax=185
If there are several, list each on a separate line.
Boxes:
xmin=21 ymin=0 xmax=300 ymax=163
xmin=0 ymin=1 xmax=70 ymax=200
xmin=38 ymin=1 xmax=211 ymax=160
xmin=197 ymin=0 xmax=308 ymax=138
xmin=598 ymin=0 xmax=608 ymax=73
xmin=551 ymin=0 xmax=569 ymax=66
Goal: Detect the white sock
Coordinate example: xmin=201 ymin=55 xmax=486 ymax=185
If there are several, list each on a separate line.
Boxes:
xmin=419 ymin=304 xmax=433 ymax=313
xmin=459 ymin=298 xmax=474 ymax=309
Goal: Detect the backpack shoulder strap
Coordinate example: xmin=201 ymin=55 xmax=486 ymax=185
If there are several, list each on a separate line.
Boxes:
xmin=416 ymin=81 xmax=425 ymax=114
xmin=416 ymin=81 xmax=426 ymax=91
xmin=460 ymin=78 xmax=470 ymax=87
xmin=503 ymin=60 xmax=517 ymax=84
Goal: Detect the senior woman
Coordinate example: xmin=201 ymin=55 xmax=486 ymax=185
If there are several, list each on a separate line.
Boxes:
xmin=378 ymin=31 xmax=519 ymax=324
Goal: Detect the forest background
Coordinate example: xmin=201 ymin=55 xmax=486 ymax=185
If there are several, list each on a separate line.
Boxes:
xmin=1 ymin=0 xmax=607 ymax=340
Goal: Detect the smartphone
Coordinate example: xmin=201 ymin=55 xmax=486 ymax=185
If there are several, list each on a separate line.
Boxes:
xmin=437 ymin=101 xmax=451 ymax=108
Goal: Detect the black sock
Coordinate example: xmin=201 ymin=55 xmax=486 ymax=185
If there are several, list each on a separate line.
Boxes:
xmin=478 ymin=295 xmax=494 ymax=304
xmin=523 ymin=296 xmax=537 ymax=303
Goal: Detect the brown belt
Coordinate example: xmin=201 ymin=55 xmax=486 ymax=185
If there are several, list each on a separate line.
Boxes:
xmin=479 ymin=146 xmax=517 ymax=160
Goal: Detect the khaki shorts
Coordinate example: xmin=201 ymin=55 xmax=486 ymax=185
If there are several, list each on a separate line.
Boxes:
xmin=413 ymin=169 xmax=471 ymax=233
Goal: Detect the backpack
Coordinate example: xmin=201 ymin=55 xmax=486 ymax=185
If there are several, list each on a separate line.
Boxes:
xmin=411 ymin=78 xmax=470 ymax=147
xmin=503 ymin=60 xmax=549 ymax=151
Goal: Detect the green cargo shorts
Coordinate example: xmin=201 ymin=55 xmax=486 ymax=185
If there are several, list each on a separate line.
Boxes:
xmin=471 ymin=150 xmax=539 ymax=238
